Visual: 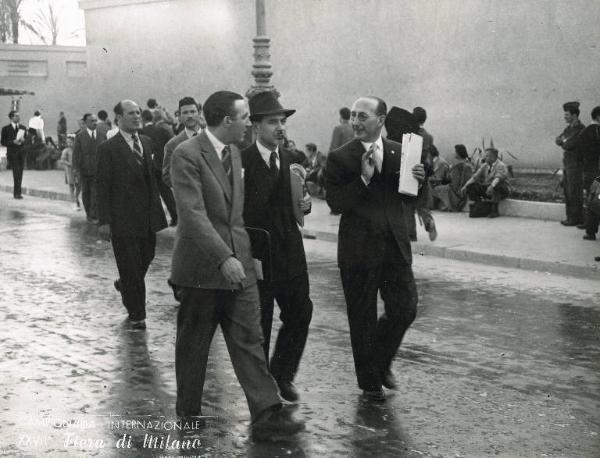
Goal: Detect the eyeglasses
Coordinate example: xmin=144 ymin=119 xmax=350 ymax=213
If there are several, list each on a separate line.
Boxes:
xmin=350 ymin=112 xmax=375 ymax=122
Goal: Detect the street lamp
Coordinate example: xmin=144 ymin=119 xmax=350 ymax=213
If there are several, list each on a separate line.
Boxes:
xmin=246 ymin=0 xmax=278 ymax=99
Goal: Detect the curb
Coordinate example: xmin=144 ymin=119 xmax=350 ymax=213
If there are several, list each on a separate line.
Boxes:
xmin=303 ymin=229 xmax=600 ymax=280
xmin=0 ymin=184 xmax=72 ymax=202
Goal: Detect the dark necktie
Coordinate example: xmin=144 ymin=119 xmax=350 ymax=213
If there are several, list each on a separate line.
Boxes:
xmin=132 ymin=134 xmax=143 ymax=160
xmin=269 ymin=151 xmax=279 ymax=176
xmin=222 ymin=145 xmax=232 ymax=182
xmin=91 ymin=130 xmax=95 ymax=141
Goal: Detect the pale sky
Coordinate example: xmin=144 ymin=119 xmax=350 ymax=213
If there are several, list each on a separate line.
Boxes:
xmin=18 ymin=0 xmax=86 ymax=46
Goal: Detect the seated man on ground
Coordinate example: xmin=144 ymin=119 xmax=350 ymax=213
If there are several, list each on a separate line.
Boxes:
xmin=461 ymin=147 xmax=510 ymax=218
xmin=432 ymin=144 xmax=473 ymax=211
xmin=304 ymin=142 xmax=326 ymax=197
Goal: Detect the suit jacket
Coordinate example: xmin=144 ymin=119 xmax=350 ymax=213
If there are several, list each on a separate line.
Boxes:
xmin=169 ymin=130 xmax=256 ymax=289
xmin=96 ymin=132 xmax=167 ymax=236
xmin=73 ymin=128 xmax=106 ymax=176
xmin=242 ymin=142 xmax=307 ymax=281
xmin=324 ymin=137 xmax=417 ymax=269
xmin=1 ymin=123 xmax=27 ymax=156
xmin=141 ymin=123 xmax=173 ymax=174
xmin=162 ymin=130 xmax=192 ymax=187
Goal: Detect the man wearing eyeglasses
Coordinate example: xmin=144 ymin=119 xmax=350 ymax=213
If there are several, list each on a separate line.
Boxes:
xmin=324 ymin=96 xmax=425 ymax=403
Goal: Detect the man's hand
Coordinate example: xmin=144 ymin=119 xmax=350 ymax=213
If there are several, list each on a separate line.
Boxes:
xmin=299 ymin=194 xmax=311 ymax=213
xmin=486 ymin=185 xmax=494 ymax=197
xmin=98 ymin=224 xmax=111 ymax=241
xmin=411 ymin=163 xmax=426 ymax=182
xmin=220 ymin=257 xmax=246 ymax=285
xmin=361 ymin=150 xmax=376 ymax=182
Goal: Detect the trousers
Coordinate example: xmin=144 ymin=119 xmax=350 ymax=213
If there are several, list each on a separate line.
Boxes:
xmin=175 ymin=284 xmax=281 ymax=420
xmin=111 ymin=232 xmax=156 ymax=321
xmin=258 ymin=271 xmax=313 ymax=383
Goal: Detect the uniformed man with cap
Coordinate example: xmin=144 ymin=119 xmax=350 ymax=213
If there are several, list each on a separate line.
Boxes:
xmin=556 ymin=101 xmax=585 ymax=226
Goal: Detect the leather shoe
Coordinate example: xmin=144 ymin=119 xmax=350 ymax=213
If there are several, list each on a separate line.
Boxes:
xmin=129 ymin=319 xmax=146 ymax=330
xmin=488 ymin=211 xmax=499 ymax=218
xmin=576 ymin=223 xmax=586 ymax=230
xmin=583 ymin=233 xmax=596 ymax=241
xmin=252 ymin=406 xmax=305 ymax=441
xmin=561 ymin=220 xmax=577 ymax=226
xmin=381 ymin=371 xmax=398 ymax=390
xmin=14 ymin=195 xmax=23 ymax=199
xmin=362 ymin=389 xmax=386 ymax=402
xmin=277 ymin=380 xmax=299 ymax=403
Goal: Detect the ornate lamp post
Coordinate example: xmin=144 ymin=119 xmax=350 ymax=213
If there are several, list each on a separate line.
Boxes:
xmin=246 ymin=0 xmax=278 ymax=99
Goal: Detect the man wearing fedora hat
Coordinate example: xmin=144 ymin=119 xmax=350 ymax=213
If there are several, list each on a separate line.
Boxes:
xmin=242 ymin=91 xmax=313 ymax=403
xmin=556 ymin=101 xmax=585 ymax=226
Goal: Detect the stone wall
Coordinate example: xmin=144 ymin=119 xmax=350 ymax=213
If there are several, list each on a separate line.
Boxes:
xmin=0 ymin=44 xmax=89 ymax=140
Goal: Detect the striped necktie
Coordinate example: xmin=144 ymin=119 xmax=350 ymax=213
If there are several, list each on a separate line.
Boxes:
xmin=221 ymin=145 xmax=232 ymax=182
xmin=132 ymin=134 xmax=143 ymax=158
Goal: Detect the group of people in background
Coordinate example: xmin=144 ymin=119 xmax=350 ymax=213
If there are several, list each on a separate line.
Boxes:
xmin=555 ymin=101 xmax=600 ymax=247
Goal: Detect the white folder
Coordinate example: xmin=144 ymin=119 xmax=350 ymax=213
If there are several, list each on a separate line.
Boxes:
xmin=398 ymin=133 xmax=423 ymax=196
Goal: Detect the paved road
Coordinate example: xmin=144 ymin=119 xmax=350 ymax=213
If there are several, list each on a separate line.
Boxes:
xmin=0 ymin=194 xmax=599 ymax=457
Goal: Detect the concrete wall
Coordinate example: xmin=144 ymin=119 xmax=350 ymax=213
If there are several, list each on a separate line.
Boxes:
xmin=78 ymin=0 xmax=600 ymax=168
xmin=0 ymin=44 xmax=89 ymax=139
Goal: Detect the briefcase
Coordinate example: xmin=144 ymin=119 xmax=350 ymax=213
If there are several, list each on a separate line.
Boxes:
xmin=469 ymin=201 xmax=492 ymax=218
xmin=245 ymin=226 xmax=272 ymax=283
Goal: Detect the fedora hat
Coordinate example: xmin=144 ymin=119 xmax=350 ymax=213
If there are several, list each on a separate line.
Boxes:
xmin=249 ymin=91 xmax=296 ymax=122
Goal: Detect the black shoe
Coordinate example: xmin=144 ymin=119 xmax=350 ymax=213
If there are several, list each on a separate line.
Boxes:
xmin=583 ymin=233 xmax=596 ymax=241
xmin=561 ymin=220 xmax=577 ymax=226
xmin=576 ymin=223 xmax=586 ymax=230
xmin=129 ymin=319 xmax=146 ymax=330
xmin=277 ymin=380 xmax=299 ymax=403
xmin=381 ymin=371 xmax=398 ymax=390
xmin=362 ymin=388 xmax=386 ymax=402
xmin=488 ymin=211 xmax=499 ymax=218
xmin=252 ymin=406 xmax=305 ymax=441
xmin=114 ymin=279 xmax=121 ymax=292
xmin=14 ymin=195 xmax=23 ymax=199
xmin=595 ymin=256 xmax=600 ymax=262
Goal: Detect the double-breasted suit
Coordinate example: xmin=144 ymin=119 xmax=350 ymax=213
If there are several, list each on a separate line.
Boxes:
xmin=324 ymin=137 xmax=419 ymax=391
xmin=73 ymin=128 xmax=106 ymax=219
xmin=96 ymin=132 xmax=167 ymax=321
xmin=1 ymin=122 xmax=27 ymax=197
xmin=242 ymin=142 xmax=313 ymax=384
xmin=169 ymin=130 xmax=280 ymax=419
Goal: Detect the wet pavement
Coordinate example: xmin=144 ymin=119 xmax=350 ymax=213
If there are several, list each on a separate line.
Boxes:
xmin=0 ymin=194 xmax=599 ymax=457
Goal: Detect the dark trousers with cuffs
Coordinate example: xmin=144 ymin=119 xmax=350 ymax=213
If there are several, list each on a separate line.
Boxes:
xmin=258 ymin=271 xmax=313 ymax=383
xmin=7 ymin=150 xmax=24 ymax=197
xmin=340 ymin=237 xmax=418 ymax=391
xmin=111 ymin=232 xmax=156 ymax=321
xmin=175 ymin=284 xmax=281 ymax=420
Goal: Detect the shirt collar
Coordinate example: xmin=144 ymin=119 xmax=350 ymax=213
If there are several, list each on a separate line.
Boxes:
xmin=360 ymin=136 xmax=383 ymax=153
xmin=119 ymin=129 xmax=133 ymax=142
xmin=185 ymin=127 xmax=200 ymax=138
xmin=87 ymin=128 xmax=96 ymax=137
xmin=256 ymin=140 xmax=279 ymax=165
xmin=205 ymin=128 xmax=227 ymax=157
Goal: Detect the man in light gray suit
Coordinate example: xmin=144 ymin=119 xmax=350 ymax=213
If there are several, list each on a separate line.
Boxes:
xmin=169 ymin=90 xmax=304 ymax=440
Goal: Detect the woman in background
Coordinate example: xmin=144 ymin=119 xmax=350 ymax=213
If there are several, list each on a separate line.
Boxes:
xmin=432 ymin=144 xmax=473 ymax=211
